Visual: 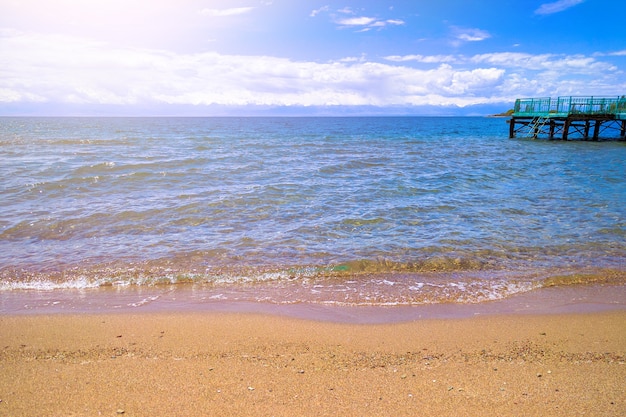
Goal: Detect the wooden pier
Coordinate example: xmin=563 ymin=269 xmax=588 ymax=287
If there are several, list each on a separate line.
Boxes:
xmin=508 ymin=96 xmax=626 ymax=140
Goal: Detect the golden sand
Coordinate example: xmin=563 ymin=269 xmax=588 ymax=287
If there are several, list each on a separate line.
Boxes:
xmin=1 ymin=311 xmax=625 ymax=416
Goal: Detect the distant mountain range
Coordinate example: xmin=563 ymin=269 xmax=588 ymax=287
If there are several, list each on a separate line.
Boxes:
xmin=0 ymin=102 xmax=513 ymax=117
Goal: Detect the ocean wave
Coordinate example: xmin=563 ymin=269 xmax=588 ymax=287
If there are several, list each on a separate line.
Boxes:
xmin=2 ymin=262 xmax=624 ymax=307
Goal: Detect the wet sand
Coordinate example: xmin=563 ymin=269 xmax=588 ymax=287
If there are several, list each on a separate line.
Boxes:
xmin=1 ymin=310 xmax=625 ymax=416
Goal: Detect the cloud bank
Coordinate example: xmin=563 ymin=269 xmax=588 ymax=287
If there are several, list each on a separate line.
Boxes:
xmin=1 ymin=29 xmax=624 ymax=115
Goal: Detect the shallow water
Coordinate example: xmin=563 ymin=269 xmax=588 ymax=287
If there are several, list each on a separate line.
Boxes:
xmin=1 ymin=117 xmax=625 ymax=310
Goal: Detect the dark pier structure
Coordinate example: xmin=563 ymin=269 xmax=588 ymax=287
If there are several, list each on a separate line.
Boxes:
xmin=508 ymin=96 xmax=626 ymax=140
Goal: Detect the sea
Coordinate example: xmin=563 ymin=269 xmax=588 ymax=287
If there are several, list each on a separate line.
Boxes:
xmin=1 ymin=116 xmax=625 ymax=320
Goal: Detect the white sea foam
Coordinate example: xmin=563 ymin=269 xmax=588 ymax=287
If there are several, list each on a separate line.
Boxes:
xmin=0 ymin=277 xmax=101 ymax=291
xmin=128 ymin=295 xmax=160 ymax=307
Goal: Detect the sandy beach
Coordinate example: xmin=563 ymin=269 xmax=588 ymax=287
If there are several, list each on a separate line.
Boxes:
xmin=1 ymin=310 xmax=624 ymax=416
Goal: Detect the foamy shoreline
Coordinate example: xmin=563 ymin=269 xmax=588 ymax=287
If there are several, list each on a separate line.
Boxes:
xmin=2 ymin=283 xmax=625 ymax=322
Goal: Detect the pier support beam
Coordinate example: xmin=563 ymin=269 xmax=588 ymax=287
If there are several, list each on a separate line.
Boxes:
xmin=563 ymin=119 xmax=571 ymax=140
xmin=508 ymin=118 xmax=515 ymax=138
xmin=592 ymin=120 xmax=601 ymax=140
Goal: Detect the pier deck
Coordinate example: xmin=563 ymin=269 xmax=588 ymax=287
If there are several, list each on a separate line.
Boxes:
xmin=508 ymin=96 xmax=626 ymax=140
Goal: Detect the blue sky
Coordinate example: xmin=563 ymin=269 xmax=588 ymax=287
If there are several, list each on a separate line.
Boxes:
xmin=1 ymin=0 xmax=625 ymax=116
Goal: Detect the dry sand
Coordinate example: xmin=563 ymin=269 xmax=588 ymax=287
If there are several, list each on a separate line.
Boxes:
xmin=1 ymin=311 xmax=625 ymax=416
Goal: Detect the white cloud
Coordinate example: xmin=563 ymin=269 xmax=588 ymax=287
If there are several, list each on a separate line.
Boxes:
xmin=383 ymin=51 xmax=624 ymax=99
xmin=312 ymin=7 xmax=404 ymax=31
xmin=385 ymin=54 xmax=456 ymax=64
xmin=310 ymin=6 xmax=330 ymax=17
xmin=338 ymin=17 xmax=377 ymax=26
xmin=471 ymin=52 xmax=622 ymax=97
xmin=339 ymin=55 xmax=367 ymax=63
xmin=200 ymin=7 xmax=255 ymax=17
xmin=452 ymin=27 xmax=491 ymax=42
xmin=0 ymin=30 xmax=505 ymax=108
xmin=1 ymin=30 xmax=623 ymax=112
xmin=370 ymin=19 xmax=405 ymax=29
xmin=387 ymin=52 xmax=617 ymax=75
xmin=535 ymin=0 xmax=585 ymax=15
xmin=337 ymin=16 xmax=405 ymax=30
xmin=469 ymin=52 xmax=617 ymax=73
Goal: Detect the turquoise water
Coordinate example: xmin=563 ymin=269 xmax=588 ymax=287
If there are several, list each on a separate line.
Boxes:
xmin=1 ymin=117 xmax=625 ymax=308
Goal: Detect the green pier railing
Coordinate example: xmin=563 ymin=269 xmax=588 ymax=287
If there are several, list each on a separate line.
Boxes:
xmin=513 ymin=96 xmax=626 ymax=119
